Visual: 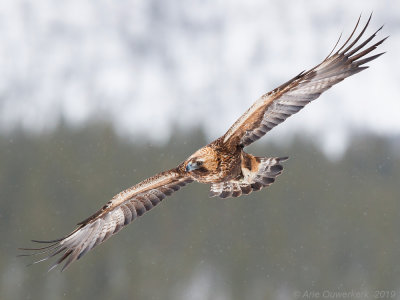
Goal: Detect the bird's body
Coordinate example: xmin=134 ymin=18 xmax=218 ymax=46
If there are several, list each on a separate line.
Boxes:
xmin=183 ymin=138 xmax=242 ymax=183
xmin=20 ymin=15 xmax=387 ymax=271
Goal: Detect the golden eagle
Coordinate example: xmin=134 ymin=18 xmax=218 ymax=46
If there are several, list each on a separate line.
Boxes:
xmin=20 ymin=15 xmax=386 ymax=271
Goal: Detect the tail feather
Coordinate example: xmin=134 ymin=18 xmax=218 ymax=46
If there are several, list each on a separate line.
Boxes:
xmin=210 ymin=156 xmax=288 ymax=198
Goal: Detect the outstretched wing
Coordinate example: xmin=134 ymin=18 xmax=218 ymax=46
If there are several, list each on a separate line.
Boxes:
xmin=20 ymin=168 xmax=193 ymax=271
xmin=223 ymin=15 xmax=386 ymax=148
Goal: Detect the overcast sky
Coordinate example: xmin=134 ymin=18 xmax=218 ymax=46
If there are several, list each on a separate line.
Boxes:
xmin=0 ymin=0 xmax=399 ymax=157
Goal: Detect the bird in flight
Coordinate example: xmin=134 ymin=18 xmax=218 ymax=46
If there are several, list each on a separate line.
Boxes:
xmin=20 ymin=15 xmax=386 ymax=271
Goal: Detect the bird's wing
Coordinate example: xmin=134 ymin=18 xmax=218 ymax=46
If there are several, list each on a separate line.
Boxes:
xmin=20 ymin=168 xmax=193 ymax=271
xmin=223 ymin=15 xmax=386 ymax=148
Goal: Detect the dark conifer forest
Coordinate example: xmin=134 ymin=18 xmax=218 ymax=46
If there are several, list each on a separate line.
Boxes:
xmin=1 ymin=124 xmax=399 ymax=299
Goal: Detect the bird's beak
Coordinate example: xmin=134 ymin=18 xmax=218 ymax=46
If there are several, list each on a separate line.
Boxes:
xmin=186 ymin=161 xmax=197 ymax=172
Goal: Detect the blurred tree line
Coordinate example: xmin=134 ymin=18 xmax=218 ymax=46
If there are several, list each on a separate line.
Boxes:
xmin=1 ymin=123 xmax=400 ymax=300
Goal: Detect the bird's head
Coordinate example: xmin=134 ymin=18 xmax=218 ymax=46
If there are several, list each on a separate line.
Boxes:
xmin=184 ymin=146 xmax=217 ymax=174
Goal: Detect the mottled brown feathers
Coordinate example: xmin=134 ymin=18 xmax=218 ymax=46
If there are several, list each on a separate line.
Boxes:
xmin=20 ymin=15 xmax=385 ymax=271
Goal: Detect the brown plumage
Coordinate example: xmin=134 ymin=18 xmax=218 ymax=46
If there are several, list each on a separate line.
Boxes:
xmin=20 ymin=15 xmax=386 ymax=271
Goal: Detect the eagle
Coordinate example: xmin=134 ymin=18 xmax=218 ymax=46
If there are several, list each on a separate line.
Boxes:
xmin=20 ymin=15 xmax=386 ymax=271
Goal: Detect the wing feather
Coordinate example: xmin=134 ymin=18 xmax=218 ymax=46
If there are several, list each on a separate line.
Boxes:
xmin=20 ymin=168 xmax=193 ymax=271
xmin=223 ymin=15 xmax=386 ymax=148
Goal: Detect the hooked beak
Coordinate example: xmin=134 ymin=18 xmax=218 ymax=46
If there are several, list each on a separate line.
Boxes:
xmin=186 ymin=161 xmax=199 ymax=172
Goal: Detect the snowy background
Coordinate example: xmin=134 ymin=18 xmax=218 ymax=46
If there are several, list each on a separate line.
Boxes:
xmin=0 ymin=0 xmax=399 ymax=157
